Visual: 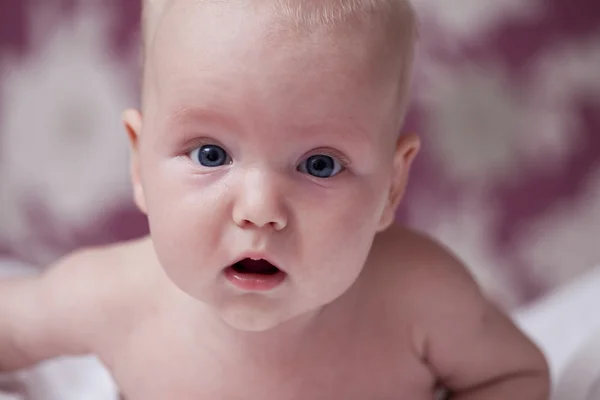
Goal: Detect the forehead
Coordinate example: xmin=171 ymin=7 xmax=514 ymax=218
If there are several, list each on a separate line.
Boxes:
xmin=146 ymin=1 xmax=400 ymax=130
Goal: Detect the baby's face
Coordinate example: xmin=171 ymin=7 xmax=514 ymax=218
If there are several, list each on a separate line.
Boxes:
xmin=130 ymin=1 xmax=418 ymax=331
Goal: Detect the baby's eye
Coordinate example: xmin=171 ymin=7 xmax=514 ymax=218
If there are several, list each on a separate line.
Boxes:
xmin=297 ymin=154 xmax=344 ymax=178
xmin=189 ymin=145 xmax=231 ymax=167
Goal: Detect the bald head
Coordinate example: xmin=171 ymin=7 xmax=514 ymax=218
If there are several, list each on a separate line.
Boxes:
xmin=142 ymin=0 xmax=417 ymax=44
xmin=140 ymin=0 xmax=418 ymax=128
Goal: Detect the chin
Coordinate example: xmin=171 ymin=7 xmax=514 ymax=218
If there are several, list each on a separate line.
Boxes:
xmin=216 ymin=294 xmax=314 ymax=332
xmin=219 ymin=308 xmax=288 ymax=332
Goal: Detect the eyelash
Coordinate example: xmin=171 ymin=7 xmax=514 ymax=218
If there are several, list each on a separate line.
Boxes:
xmin=183 ymin=137 xmax=225 ymax=154
xmin=303 ymin=148 xmax=350 ymax=168
xmin=184 ymin=139 xmax=350 ymax=169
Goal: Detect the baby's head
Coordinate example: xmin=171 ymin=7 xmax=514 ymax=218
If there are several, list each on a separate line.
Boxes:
xmin=124 ymin=0 xmax=419 ymax=331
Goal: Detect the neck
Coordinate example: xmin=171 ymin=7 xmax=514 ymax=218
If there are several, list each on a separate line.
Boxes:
xmin=168 ymin=288 xmax=329 ymax=360
xmin=206 ymin=304 xmax=326 ymax=357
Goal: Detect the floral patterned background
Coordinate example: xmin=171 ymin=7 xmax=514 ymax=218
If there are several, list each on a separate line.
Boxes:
xmin=1 ymin=0 xmax=599 ymax=311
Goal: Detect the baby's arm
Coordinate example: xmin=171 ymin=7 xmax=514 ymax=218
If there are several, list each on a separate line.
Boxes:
xmin=0 ymin=250 xmax=97 ymax=371
xmin=415 ymin=258 xmax=550 ymax=400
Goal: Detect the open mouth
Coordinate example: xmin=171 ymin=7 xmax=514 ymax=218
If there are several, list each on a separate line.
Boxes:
xmin=232 ymin=258 xmax=281 ymax=275
xmin=224 ymin=258 xmax=286 ymax=291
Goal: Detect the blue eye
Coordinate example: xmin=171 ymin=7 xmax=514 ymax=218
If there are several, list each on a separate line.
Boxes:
xmin=190 ymin=145 xmax=230 ymax=167
xmin=298 ymin=155 xmax=344 ymax=178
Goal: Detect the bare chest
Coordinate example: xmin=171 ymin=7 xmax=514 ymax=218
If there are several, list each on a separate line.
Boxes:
xmin=102 ymin=320 xmax=434 ymax=400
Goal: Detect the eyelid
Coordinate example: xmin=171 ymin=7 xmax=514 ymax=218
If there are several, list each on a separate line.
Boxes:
xmin=183 ymin=137 xmax=229 ymax=154
xmin=184 ymin=137 xmax=234 ymax=166
xmin=183 ymin=137 xmax=214 ymax=151
xmin=303 ymin=148 xmax=350 ymax=166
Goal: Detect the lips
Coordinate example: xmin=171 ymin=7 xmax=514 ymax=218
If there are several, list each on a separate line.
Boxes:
xmin=224 ymin=257 xmax=286 ymax=291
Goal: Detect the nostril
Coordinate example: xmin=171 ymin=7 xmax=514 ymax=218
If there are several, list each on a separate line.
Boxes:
xmin=234 ymin=218 xmax=286 ymax=231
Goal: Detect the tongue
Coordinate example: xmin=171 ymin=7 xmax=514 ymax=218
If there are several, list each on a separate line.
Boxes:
xmin=235 ymin=259 xmax=279 ymax=275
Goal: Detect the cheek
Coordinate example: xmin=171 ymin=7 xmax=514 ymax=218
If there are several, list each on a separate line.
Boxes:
xmin=142 ymin=154 xmax=221 ymax=228
xmin=293 ymin=202 xmax=376 ymax=304
xmin=295 ymin=179 xmax=386 ymax=266
xmin=140 ymin=161 xmax=228 ymax=275
xmin=331 ymin=177 xmax=389 ymax=229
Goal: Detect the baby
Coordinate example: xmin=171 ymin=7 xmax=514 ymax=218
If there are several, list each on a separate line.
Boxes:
xmin=0 ymin=0 xmax=550 ymax=399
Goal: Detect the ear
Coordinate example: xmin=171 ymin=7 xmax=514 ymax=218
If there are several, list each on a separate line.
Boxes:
xmin=122 ymin=109 xmax=148 ymax=215
xmin=377 ymin=133 xmax=420 ymax=231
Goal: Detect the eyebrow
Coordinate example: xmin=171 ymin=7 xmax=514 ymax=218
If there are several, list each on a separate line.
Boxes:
xmin=164 ymin=106 xmax=374 ymax=145
xmin=295 ymin=119 xmax=374 ymax=146
xmin=165 ymin=107 xmax=240 ymax=130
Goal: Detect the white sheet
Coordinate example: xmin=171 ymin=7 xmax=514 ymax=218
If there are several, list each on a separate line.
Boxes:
xmin=513 ymin=266 xmax=600 ymax=399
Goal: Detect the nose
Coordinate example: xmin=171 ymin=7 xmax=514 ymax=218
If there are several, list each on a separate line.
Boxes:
xmin=232 ymin=168 xmax=288 ymax=231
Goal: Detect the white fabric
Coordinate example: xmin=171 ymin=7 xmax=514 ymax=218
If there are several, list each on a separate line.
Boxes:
xmin=17 ymin=357 xmax=119 ymax=400
xmin=552 ymin=333 xmax=600 ymax=400
xmin=513 ymin=266 xmax=600 ymax=399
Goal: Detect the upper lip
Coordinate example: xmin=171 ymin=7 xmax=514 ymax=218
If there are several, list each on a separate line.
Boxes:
xmin=231 ymin=251 xmax=285 ymax=272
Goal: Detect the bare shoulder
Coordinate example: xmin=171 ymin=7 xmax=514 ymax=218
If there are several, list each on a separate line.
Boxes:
xmin=367 ymin=224 xmax=481 ymax=303
xmin=43 ymin=236 xmax=155 ymax=297
xmin=365 ymin=224 xmax=500 ymax=351
xmin=40 ymin=236 xmax=157 ymax=340
xmin=0 ymin=236 xmax=155 ymax=370
xmin=367 ymin=225 xmax=548 ymax=393
xmin=9 ymin=237 xmax=154 ymax=365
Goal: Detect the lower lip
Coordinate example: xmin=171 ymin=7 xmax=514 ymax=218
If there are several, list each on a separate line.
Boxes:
xmin=224 ymin=266 xmax=287 ymax=291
